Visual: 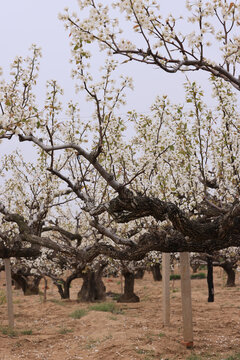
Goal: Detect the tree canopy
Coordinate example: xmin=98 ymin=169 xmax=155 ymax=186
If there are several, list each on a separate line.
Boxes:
xmin=0 ymin=0 xmax=240 ymax=262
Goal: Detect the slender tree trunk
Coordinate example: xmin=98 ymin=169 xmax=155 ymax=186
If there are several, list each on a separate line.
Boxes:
xmin=190 ymin=262 xmax=200 ymax=273
xmin=118 ymin=271 xmax=140 ymax=303
xmin=77 ymin=266 xmax=106 ymax=302
xmin=207 ymin=257 xmax=214 ymax=302
xmin=221 ymin=264 xmax=236 ymax=287
xmin=151 ymin=264 xmax=162 ymax=281
xmin=54 ymin=272 xmax=82 ymax=299
xmin=54 ymin=280 xmax=69 ymax=299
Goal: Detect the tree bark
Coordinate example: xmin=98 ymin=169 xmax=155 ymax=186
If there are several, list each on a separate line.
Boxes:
xmin=13 ymin=280 xmax=22 ymax=290
xmin=134 ymin=269 xmax=145 ymax=279
xmin=12 ymin=274 xmax=41 ymax=295
xmin=54 ymin=272 xmax=82 ymax=299
xmin=190 ymin=262 xmax=200 ymax=273
xmin=151 ymin=264 xmax=162 ymax=281
xmin=207 ymin=257 xmax=214 ymax=302
xmin=221 ymin=264 xmax=236 ymax=287
xmin=117 ymin=271 xmax=140 ymax=303
xmin=77 ymin=268 xmax=106 ymax=302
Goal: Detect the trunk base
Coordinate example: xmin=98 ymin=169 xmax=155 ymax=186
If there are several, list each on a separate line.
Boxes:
xmin=117 ymin=293 xmax=140 ymax=303
xmin=117 ymin=271 xmax=140 ymax=303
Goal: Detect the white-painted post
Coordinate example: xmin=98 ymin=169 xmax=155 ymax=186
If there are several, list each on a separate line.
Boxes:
xmin=162 ymin=253 xmax=170 ymax=326
xmin=4 ymin=258 xmax=14 ymax=329
xmin=180 ymin=252 xmax=193 ymax=348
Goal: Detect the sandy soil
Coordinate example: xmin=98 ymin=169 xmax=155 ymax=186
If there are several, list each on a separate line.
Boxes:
xmin=0 ymin=268 xmax=240 ymax=360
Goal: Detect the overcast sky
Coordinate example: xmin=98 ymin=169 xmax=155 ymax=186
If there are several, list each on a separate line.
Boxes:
xmin=0 ymin=0 xmax=199 ymax=106
xmin=0 ymin=0 xmax=214 ymax=159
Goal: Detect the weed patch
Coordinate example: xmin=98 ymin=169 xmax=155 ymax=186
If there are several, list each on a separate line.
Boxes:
xmin=170 ymin=273 xmax=206 ymax=280
xmin=85 ymin=338 xmax=99 ymax=349
xmin=0 ymin=290 xmax=6 ymax=305
xmin=191 ymin=272 xmax=206 ymax=279
xmin=223 ymin=354 xmax=240 ymax=360
xmin=0 ymin=326 xmax=18 ymax=338
xmin=49 ymin=299 xmax=68 ymax=306
xmin=186 ymin=355 xmax=203 ymax=360
xmin=135 ymin=348 xmax=155 ymax=358
xmin=59 ymin=328 xmax=74 ymax=334
xmin=21 ymin=329 xmax=33 ymax=335
xmin=70 ymin=309 xmax=88 ymax=319
xmin=89 ymin=302 xmax=124 ymax=314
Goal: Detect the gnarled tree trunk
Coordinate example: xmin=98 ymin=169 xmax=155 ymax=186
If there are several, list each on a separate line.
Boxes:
xmin=221 ymin=263 xmax=236 ymax=287
xmin=77 ymin=265 xmax=106 ymax=302
xmin=54 ymin=272 xmax=82 ymax=299
xmin=190 ymin=262 xmax=200 ymax=274
xmin=118 ymin=271 xmax=140 ymax=303
xmin=12 ymin=274 xmax=41 ymax=295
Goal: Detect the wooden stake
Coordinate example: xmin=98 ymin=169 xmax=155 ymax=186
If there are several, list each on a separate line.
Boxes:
xmin=43 ymin=276 xmax=48 ymax=303
xmin=180 ymin=252 xmax=193 ymax=347
xmin=120 ymin=272 xmax=123 ymax=294
xmin=162 ymin=253 xmax=170 ymax=326
xmin=4 ymin=258 xmax=14 ymax=329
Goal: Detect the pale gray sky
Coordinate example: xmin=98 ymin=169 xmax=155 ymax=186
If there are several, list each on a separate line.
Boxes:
xmin=0 ymin=0 xmax=212 ymax=158
xmin=0 ymin=0 xmax=192 ymax=107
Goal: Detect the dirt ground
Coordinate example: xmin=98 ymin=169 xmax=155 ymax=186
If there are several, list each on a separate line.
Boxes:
xmin=0 ymin=268 xmax=240 ymax=360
